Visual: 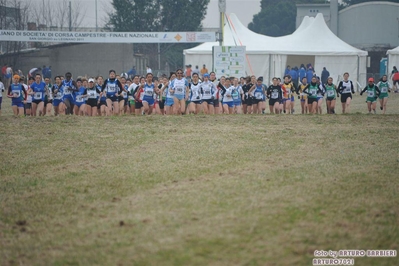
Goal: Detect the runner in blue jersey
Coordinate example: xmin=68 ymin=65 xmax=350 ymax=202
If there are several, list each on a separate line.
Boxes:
xmin=188 ymin=73 xmax=202 ymax=114
xmin=52 ymin=76 xmax=65 ymax=116
xmin=7 ymin=74 xmax=27 ymax=116
xmin=163 ymin=73 xmax=176 ymax=115
xmin=249 ymin=77 xmax=266 ymax=114
xmin=170 ymin=69 xmax=189 ymax=115
xmin=101 ymin=70 xmax=123 ymax=115
xmin=232 ymin=77 xmax=243 ymax=114
xmin=61 ymin=72 xmax=78 ymax=115
xmin=141 ymin=73 xmax=159 ymax=115
xmin=73 ymin=78 xmax=88 ymax=116
xmin=30 ymin=73 xmax=47 ymax=116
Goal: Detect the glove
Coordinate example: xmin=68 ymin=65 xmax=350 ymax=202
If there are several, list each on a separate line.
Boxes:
xmin=298 ymin=96 xmax=300 ymax=99
xmin=360 ymin=92 xmax=363 ymax=96
xmin=211 ymin=96 xmax=215 ymax=100
xmin=196 ymin=96 xmax=200 ymax=100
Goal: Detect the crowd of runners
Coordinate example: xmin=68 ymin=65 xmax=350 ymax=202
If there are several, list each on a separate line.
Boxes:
xmin=0 ymin=67 xmax=395 ymax=117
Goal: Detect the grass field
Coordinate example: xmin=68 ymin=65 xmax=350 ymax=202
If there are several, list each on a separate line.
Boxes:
xmin=1 ymin=94 xmax=399 ymax=266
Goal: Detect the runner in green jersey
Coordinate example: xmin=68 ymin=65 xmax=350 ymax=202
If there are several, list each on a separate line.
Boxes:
xmin=325 ymin=77 xmax=337 ymax=114
xmin=360 ymin=78 xmax=380 ymax=114
xmin=303 ymin=76 xmax=321 ymax=114
xmin=377 ymin=75 xmax=391 ymax=114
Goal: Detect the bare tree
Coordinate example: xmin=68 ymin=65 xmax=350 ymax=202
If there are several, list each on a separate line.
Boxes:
xmin=0 ymin=0 xmax=31 ymax=56
xmin=29 ymin=0 xmax=86 ymax=30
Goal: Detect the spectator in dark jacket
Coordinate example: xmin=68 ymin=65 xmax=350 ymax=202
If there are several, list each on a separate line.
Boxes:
xmin=321 ymin=67 xmax=330 ymax=85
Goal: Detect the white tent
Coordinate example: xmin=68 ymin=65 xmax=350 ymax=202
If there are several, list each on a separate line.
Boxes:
xmin=387 ymin=46 xmax=399 ymax=76
xmin=184 ymin=13 xmax=368 ymax=87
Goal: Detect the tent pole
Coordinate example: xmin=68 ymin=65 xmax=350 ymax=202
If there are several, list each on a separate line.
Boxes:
xmin=356 ymin=56 xmax=362 ymax=91
xmin=219 ymin=12 xmax=224 ymax=46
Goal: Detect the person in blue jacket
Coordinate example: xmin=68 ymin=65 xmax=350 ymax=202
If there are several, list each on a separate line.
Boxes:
xmin=299 ymin=64 xmax=306 ymax=82
xmin=306 ymin=67 xmax=314 ymax=83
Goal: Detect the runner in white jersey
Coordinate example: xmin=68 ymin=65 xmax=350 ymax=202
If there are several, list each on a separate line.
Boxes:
xmin=170 ymin=69 xmax=189 ymax=115
xmin=128 ymin=75 xmax=139 ymax=114
xmin=337 ymin=72 xmax=355 ymax=114
xmin=200 ymin=73 xmax=217 ymax=115
xmin=25 ymin=76 xmax=34 ymax=116
xmin=188 ymin=73 xmax=202 ymax=114
xmin=222 ymin=78 xmax=234 ymax=114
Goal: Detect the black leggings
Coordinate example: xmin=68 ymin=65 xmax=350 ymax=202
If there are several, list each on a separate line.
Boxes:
xmin=64 ymin=98 xmax=75 ymax=115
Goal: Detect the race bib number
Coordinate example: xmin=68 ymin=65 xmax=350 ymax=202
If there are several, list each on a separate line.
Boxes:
xmin=145 ymin=90 xmax=153 ymax=96
xmin=271 ymin=92 xmax=278 ymax=99
xmin=205 ymin=90 xmax=211 ymax=95
xmin=89 ymin=92 xmax=96 ymax=98
xmin=255 ymin=92 xmax=262 ymax=99
xmin=64 ymin=86 xmax=71 ymax=94
xmin=75 ymin=95 xmax=84 ymax=102
xmin=310 ymin=89 xmax=317 ymax=96
xmin=122 ymin=91 xmax=127 ymax=98
xmin=12 ymin=90 xmax=21 ymax=98
xmin=34 ymin=92 xmax=42 ymax=99
xmin=381 ymin=87 xmax=387 ymax=93
xmin=368 ymin=91 xmax=375 ymax=97
xmin=108 ymin=86 xmax=116 ymax=92
xmin=55 ymin=92 xmax=63 ymax=99
xmin=327 ymin=90 xmax=335 ymax=97
xmin=176 ymin=87 xmax=183 ymax=93
xmin=344 ymin=87 xmax=351 ymax=93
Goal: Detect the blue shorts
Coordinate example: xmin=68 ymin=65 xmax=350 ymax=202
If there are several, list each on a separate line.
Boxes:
xmin=165 ymin=98 xmax=174 ymax=106
xmin=142 ymin=95 xmax=154 ymax=106
xmin=223 ymin=101 xmax=234 ymax=108
xmin=75 ymin=102 xmax=85 ymax=108
xmin=233 ymin=100 xmax=241 ymax=106
xmin=5 ymin=73 xmax=11 ymax=79
xmin=317 ymin=96 xmax=323 ymax=101
xmin=291 ymin=96 xmax=295 ymax=101
xmin=12 ymin=101 xmax=24 ymax=108
xmin=174 ymin=94 xmax=184 ymax=100
xmin=63 ymin=94 xmax=74 ymax=102
xmin=53 ymin=99 xmax=63 ymax=107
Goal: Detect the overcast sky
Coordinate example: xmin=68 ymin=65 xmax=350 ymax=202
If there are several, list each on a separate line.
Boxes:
xmin=28 ymin=0 xmax=261 ymax=30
